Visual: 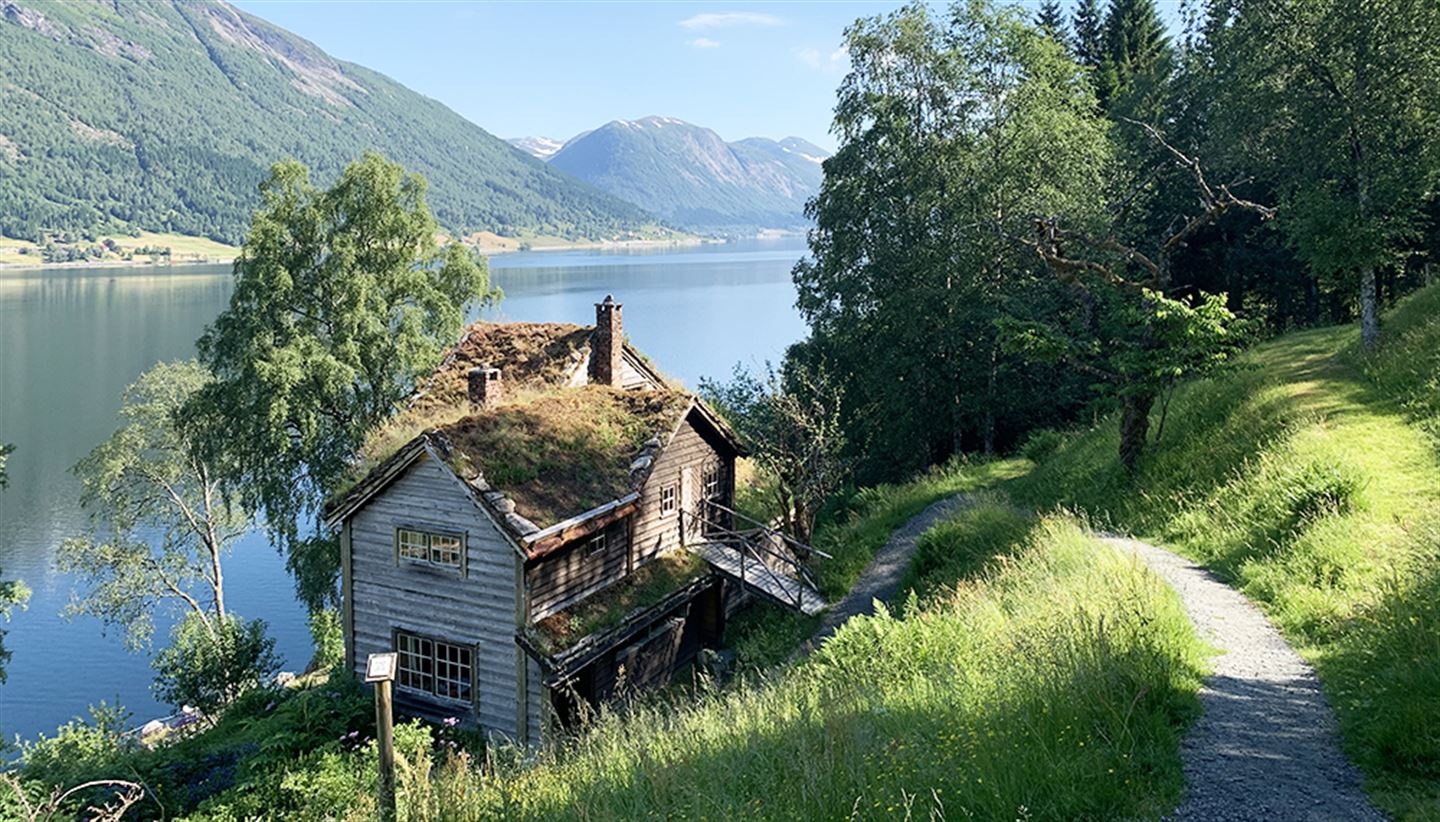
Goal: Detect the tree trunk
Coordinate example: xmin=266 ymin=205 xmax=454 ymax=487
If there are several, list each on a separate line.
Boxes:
xmin=1119 ymin=392 xmax=1154 ymax=474
xmin=1306 ymin=274 xmax=1320 ymax=327
xmin=1359 ymin=265 xmax=1380 ymax=348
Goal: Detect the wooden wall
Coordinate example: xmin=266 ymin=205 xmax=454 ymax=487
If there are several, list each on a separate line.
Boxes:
xmin=526 ymin=518 xmax=631 ymax=621
xmin=347 ymin=453 xmax=522 ymax=737
xmin=632 ymin=410 xmax=736 ymax=565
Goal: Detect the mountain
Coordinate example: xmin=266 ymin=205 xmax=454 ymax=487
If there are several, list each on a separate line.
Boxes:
xmin=0 ymin=0 xmax=653 ymax=244
xmin=545 ymin=116 xmax=831 ymax=233
xmin=507 ymin=136 xmax=565 ymax=160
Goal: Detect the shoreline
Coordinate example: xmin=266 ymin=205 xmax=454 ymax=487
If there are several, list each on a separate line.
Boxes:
xmin=0 ymin=257 xmax=235 ymax=273
xmin=0 ymin=233 xmax=804 ymax=273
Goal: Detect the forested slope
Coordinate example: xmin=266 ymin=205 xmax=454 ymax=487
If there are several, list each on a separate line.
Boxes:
xmin=0 ymin=0 xmax=652 ymax=243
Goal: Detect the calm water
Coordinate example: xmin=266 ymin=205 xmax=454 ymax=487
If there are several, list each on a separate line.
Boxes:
xmin=0 ymin=237 xmax=809 ymax=742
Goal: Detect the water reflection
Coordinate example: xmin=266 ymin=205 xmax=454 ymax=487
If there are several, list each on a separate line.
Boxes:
xmin=0 ymin=239 xmax=807 ymax=741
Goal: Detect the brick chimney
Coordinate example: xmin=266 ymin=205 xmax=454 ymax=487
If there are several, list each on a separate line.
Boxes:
xmin=590 ymin=295 xmax=623 ymax=387
xmin=467 ymin=365 xmax=503 ymax=410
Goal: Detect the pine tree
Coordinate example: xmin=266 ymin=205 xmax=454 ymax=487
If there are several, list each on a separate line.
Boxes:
xmin=1037 ymin=0 xmax=1067 ymax=42
xmin=1072 ymin=0 xmax=1105 ymax=69
xmin=1098 ymin=0 xmax=1172 ymax=110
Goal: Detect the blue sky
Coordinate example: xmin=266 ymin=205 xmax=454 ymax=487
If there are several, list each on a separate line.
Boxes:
xmin=231 ymin=1 xmax=1186 ymax=152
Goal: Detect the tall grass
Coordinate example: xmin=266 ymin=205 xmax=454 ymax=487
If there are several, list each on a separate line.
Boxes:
xmin=1010 ymin=285 xmax=1440 ymax=818
xmin=724 ymin=459 xmax=1030 ymax=670
xmin=177 ymin=508 xmax=1202 ymax=821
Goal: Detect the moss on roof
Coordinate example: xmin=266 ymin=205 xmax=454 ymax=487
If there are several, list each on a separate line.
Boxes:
xmin=531 ymin=550 xmax=710 ymax=655
xmin=439 ymin=385 xmax=692 ymax=528
xmin=410 ymin=322 xmax=592 ymax=413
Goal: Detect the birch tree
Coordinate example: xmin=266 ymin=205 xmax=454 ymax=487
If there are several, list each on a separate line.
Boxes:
xmin=60 ymin=361 xmax=248 ymax=650
xmin=189 ymin=153 xmax=498 ymax=610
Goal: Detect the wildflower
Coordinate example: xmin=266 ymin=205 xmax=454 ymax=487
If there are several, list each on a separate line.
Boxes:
xmin=443 ymin=716 xmax=461 ymax=728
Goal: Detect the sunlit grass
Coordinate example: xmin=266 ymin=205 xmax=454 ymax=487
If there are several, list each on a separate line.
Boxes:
xmin=1010 ymin=285 xmax=1440 ymax=818
xmin=382 ymin=510 xmax=1204 ymax=821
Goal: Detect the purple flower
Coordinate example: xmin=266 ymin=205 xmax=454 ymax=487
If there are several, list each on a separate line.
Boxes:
xmin=442 ymin=717 xmax=460 ymax=728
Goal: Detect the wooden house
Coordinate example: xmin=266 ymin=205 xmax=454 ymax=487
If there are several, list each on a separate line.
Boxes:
xmin=323 ymin=296 xmax=823 ymax=744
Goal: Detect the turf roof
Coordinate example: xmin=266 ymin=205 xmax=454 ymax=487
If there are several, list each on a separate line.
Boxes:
xmin=439 ymin=384 xmax=692 ymax=529
xmin=410 ymin=322 xmax=592 ymax=413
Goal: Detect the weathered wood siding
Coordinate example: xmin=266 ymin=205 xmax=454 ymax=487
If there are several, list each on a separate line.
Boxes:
xmin=632 ymin=410 xmax=736 ymax=565
xmin=526 ymin=518 xmax=631 ymax=621
xmin=619 ymin=351 xmax=659 ymax=390
xmin=347 ymin=452 xmax=522 ymax=737
xmin=583 ymin=579 xmax=725 ymax=701
xmin=571 ymin=348 xmax=663 ymax=390
xmin=525 ymin=655 xmax=545 ymax=745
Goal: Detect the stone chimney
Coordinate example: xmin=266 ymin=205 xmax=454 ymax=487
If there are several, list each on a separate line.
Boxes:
xmin=590 ymin=294 xmax=623 ymax=387
xmin=467 ymin=364 xmax=503 ymax=410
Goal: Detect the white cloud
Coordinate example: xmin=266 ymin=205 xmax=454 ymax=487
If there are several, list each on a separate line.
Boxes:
xmin=795 ymin=46 xmax=848 ymax=73
xmin=687 ymin=37 xmax=722 ymax=49
xmin=679 ymin=12 xmax=782 ymax=30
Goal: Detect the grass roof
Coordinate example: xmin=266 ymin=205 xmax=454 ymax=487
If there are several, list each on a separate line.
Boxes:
xmin=410 ymin=322 xmax=592 ymax=414
xmin=440 ymin=385 xmax=692 ymax=528
xmin=532 ymin=549 xmax=710 ymax=655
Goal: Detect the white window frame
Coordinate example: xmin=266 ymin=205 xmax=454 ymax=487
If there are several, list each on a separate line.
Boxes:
xmin=395 ymin=630 xmax=474 ymax=704
xmin=660 ymin=483 xmax=678 ymax=517
xmin=587 ymin=530 xmax=609 ymax=557
xmin=702 ymin=463 xmax=721 ymax=501
xmin=395 ymin=526 xmax=466 ymax=575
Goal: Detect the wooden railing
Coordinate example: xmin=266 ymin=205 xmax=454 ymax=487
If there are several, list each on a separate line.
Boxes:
xmin=685 ymin=501 xmax=829 ymax=613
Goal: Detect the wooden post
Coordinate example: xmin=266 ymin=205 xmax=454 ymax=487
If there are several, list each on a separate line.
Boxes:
xmin=375 ymin=679 xmax=396 ymax=822
xmin=365 ymin=652 xmax=399 ymax=822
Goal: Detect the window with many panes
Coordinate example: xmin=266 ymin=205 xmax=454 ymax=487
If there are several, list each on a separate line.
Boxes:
xmin=702 ymin=463 xmax=721 ymax=501
xmin=660 ymin=484 xmax=677 ymax=517
xmin=396 ymin=631 xmax=473 ymax=702
xmin=395 ymin=528 xmax=464 ymax=572
xmin=701 ymin=462 xmax=723 ymax=528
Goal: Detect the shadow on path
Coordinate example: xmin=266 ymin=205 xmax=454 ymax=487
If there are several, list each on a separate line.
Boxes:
xmin=1103 ymin=535 xmax=1384 ymax=821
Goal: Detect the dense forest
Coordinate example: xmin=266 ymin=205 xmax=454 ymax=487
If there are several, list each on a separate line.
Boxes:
xmin=785 ymin=0 xmax=1440 ymax=484
xmin=0 ymin=0 xmax=653 ymax=243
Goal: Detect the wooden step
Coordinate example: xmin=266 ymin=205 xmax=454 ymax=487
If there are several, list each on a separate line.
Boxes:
xmin=689 ymin=542 xmax=826 ymax=616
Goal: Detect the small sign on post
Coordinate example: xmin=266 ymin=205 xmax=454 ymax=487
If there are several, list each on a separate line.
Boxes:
xmin=366 ymin=652 xmax=399 ymax=822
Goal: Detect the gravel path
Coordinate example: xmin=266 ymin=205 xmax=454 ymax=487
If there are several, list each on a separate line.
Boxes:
xmin=794 ymin=494 xmax=978 ymax=657
xmin=789 ymin=494 xmax=1382 ymax=819
xmin=1101 ymin=535 xmax=1384 ymax=821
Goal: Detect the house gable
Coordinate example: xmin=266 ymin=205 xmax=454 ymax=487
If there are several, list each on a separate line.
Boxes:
xmin=631 ymin=405 xmax=739 ymax=566
xmin=344 ymin=450 xmax=523 ymax=736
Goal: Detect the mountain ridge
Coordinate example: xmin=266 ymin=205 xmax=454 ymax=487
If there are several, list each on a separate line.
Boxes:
xmin=532 ymin=116 xmax=829 ymax=233
xmin=0 ymin=0 xmax=656 ymax=243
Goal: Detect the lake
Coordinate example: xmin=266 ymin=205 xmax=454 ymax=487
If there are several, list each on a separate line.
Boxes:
xmin=0 ymin=237 xmax=809 ymax=743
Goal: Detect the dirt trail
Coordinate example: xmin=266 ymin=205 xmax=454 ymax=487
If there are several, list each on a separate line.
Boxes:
xmin=795 ymin=494 xmax=977 ymax=657
xmin=794 ymin=493 xmax=1385 ymax=819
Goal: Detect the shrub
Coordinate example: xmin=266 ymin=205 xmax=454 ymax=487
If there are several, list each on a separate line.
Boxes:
xmin=153 ymin=613 xmax=280 ymax=716
xmin=307 ymin=609 xmax=345 ymax=672
xmin=1018 ymin=428 xmax=1067 ymax=463
xmin=18 ymin=702 xmax=135 ymax=791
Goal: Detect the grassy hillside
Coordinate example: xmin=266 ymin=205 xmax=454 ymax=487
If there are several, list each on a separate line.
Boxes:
xmin=161 ymin=509 xmax=1201 ymax=820
xmin=0 ymin=231 xmax=237 ymax=266
xmin=1011 ymin=285 xmax=1440 ymax=818
xmin=1 ymin=491 xmax=1206 ymax=821
xmin=0 ymin=1 xmax=654 ymax=243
